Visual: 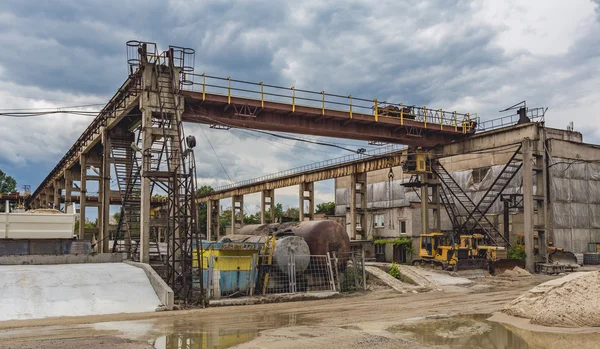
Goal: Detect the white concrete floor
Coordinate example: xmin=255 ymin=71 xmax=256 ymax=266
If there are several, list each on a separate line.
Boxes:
xmin=0 ymin=263 xmax=162 ymax=321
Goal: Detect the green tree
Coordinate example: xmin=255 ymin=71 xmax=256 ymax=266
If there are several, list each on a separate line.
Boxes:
xmin=74 ymin=218 xmax=98 ymax=233
xmin=112 ymin=212 xmax=121 ymax=224
xmin=243 ymin=212 xmax=261 ymax=224
xmin=196 ymin=185 xmax=214 ymax=237
xmin=0 ymin=170 xmax=17 ymax=193
xmin=283 ymin=206 xmax=299 ymax=221
xmin=219 ymin=208 xmax=232 ymax=235
xmin=316 ymin=201 xmax=336 ymax=215
xmin=264 ymin=203 xmax=284 ymax=223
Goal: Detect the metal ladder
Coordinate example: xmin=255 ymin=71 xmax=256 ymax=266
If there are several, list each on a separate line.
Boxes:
xmin=260 ymin=235 xmax=276 ymax=295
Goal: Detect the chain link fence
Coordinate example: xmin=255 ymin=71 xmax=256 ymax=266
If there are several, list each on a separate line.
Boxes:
xmin=198 ymin=251 xmax=366 ymax=299
xmin=332 ymin=251 xmax=367 ymax=292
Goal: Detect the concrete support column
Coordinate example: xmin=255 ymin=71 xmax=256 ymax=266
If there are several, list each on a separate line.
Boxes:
xmin=52 ymin=184 xmax=60 ymax=209
xmin=139 ymin=109 xmax=153 ymax=264
xmin=79 ymin=154 xmax=87 ymax=240
xmin=430 ymin=178 xmax=441 ymax=232
xmin=261 ymin=189 xmax=275 ymax=224
xmin=535 ymin=151 xmax=548 ymax=262
xmin=98 ymin=129 xmax=111 ymax=253
xmin=231 ymin=195 xmax=244 ymax=235
xmin=207 ymin=199 xmax=220 ymax=241
xmin=350 ymin=172 xmax=367 ymax=240
xmin=48 ymin=188 xmax=54 ymax=208
xmin=420 ymin=173 xmax=429 ymax=235
xmin=40 ymin=189 xmax=47 ymax=208
xmin=522 ymin=139 xmax=535 ymax=272
xmin=64 ymin=170 xmax=72 ymax=213
xmin=299 ymin=182 xmax=314 ymax=222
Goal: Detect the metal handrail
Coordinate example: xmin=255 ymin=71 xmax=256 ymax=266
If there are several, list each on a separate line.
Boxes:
xmin=182 ymin=73 xmax=475 ymax=133
xmin=202 ymin=144 xmax=407 ymax=194
xmin=477 ymin=107 xmax=546 ymax=132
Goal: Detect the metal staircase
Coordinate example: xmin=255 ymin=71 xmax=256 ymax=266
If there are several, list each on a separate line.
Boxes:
xmin=433 ymin=147 xmax=523 ymax=247
xmin=110 ymin=136 xmax=141 ymax=256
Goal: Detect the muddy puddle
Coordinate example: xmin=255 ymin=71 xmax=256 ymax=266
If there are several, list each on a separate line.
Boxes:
xmin=389 ymin=314 xmax=600 ymax=349
xmin=141 ymin=312 xmax=309 ymax=349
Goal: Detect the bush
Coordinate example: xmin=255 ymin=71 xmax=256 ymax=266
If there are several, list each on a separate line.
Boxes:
xmin=508 ymin=244 xmax=526 ymax=262
xmin=389 ymin=262 xmax=401 ymax=279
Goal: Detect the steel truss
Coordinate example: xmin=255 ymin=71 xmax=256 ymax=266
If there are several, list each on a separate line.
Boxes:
xmin=433 ymin=145 xmax=523 ymax=246
xmin=113 ymin=41 xmax=205 ymax=305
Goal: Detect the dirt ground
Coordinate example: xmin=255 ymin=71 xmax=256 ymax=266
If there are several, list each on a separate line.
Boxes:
xmin=0 ymin=274 xmax=559 ymax=349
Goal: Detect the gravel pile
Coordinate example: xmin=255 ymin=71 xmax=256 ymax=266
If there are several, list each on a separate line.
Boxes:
xmin=503 ymin=271 xmax=600 ymax=327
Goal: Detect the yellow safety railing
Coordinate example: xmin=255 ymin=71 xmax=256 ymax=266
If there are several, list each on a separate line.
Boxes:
xmin=184 ymin=73 xmax=475 ymax=133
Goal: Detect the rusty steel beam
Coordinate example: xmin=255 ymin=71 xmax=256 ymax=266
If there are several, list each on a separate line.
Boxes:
xmin=182 ymin=91 xmax=474 ymax=147
xmin=197 ymin=153 xmax=405 ymax=202
xmin=27 ymin=73 xmax=142 ymax=206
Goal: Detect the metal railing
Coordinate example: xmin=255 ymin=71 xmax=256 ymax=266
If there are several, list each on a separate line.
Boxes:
xmin=477 ymin=107 xmax=546 ymax=132
xmin=205 ymin=144 xmax=408 ymax=193
xmin=182 ymin=73 xmax=475 ymax=132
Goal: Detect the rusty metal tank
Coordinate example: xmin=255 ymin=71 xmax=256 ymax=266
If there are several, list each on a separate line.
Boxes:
xmin=236 ymin=220 xmax=351 ymax=257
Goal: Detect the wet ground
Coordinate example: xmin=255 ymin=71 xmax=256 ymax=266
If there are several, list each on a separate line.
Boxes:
xmin=390 ymin=314 xmax=531 ymax=349
xmin=1 ymin=274 xmax=600 ymax=348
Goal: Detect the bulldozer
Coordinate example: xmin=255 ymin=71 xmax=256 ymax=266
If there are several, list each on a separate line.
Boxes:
xmin=412 ymin=232 xmax=489 ymax=271
xmin=515 ymin=233 xmax=578 ymax=266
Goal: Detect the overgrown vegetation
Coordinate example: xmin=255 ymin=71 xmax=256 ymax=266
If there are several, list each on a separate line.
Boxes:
xmin=508 ymin=244 xmax=527 ymax=262
xmin=315 ymin=201 xmax=335 ymax=215
xmin=389 ymin=262 xmax=401 ymax=279
xmin=374 ymin=237 xmax=414 ymax=254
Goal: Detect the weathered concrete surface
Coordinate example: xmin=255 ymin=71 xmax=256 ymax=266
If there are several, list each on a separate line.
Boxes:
xmin=0 ymin=253 xmax=125 ymax=265
xmin=125 ymin=261 xmax=174 ymax=310
xmin=364 ymin=266 xmax=425 ymax=293
xmin=0 ymin=263 xmax=163 ymax=321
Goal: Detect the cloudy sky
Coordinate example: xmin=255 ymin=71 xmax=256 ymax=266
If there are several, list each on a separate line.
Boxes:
xmin=0 ymin=0 xmax=599 ymax=214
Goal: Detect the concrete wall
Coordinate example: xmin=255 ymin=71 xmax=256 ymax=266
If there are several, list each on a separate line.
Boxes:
xmin=125 ymin=261 xmax=174 ymax=310
xmin=547 ymin=139 xmax=600 ymax=252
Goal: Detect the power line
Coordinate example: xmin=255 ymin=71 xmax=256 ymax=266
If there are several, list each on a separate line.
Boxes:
xmin=0 ymin=93 xmax=105 ymax=104
xmin=198 ymin=125 xmax=233 ymax=184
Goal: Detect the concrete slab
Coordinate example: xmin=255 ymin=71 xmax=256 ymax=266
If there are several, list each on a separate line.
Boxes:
xmin=0 ymin=263 xmax=163 ymax=321
xmin=364 ymin=266 xmax=425 ymax=293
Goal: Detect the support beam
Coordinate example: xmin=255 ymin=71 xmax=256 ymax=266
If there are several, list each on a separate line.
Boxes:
xmin=420 ymin=173 xmax=429 ymax=235
xmin=350 ymin=172 xmax=367 ymax=240
xmin=261 ymin=190 xmax=275 ymax=224
xmin=207 ymin=199 xmax=220 ymax=241
xmin=299 ymin=182 xmax=314 ymax=222
xmin=53 ymin=183 xmax=60 ymax=209
xmin=64 ymin=170 xmax=73 ymax=213
xmin=139 ymin=109 xmax=152 ymax=264
xmin=232 ymin=195 xmax=244 ymax=235
xmin=79 ymin=154 xmax=87 ymax=240
xmin=522 ymin=139 xmax=535 ymax=272
xmin=98 ymin=129 xmax=111 ymax=253
xmin=429 ymin=176 xmax=441 ymax=232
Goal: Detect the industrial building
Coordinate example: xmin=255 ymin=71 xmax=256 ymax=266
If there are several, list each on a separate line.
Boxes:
xmin=335 ymin=124 xmax=598 ymax=264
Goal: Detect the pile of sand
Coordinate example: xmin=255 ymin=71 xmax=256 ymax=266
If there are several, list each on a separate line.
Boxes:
xmin=503 ymin=271 xmax=600 ymax=327
xmin=499 ymin=266 xmax=532 ymax=278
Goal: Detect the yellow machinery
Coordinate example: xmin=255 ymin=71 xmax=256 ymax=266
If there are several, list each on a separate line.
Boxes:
xmin=402 ymin=149 xmax=431 ymax=174
xmin=412 ymin=233 xmax=494 ymax=271
xmin=412 ymin=233 xmax=458 ymax=270
xmin=462 ymin=234 xmax=507 ymax=261
xmin=516 ymin=233 xmax=577 ymax=265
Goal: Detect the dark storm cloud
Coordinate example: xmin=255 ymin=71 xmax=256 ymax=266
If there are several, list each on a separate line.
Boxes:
xmin=1 ymin=0 xmax=599 ymax=203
